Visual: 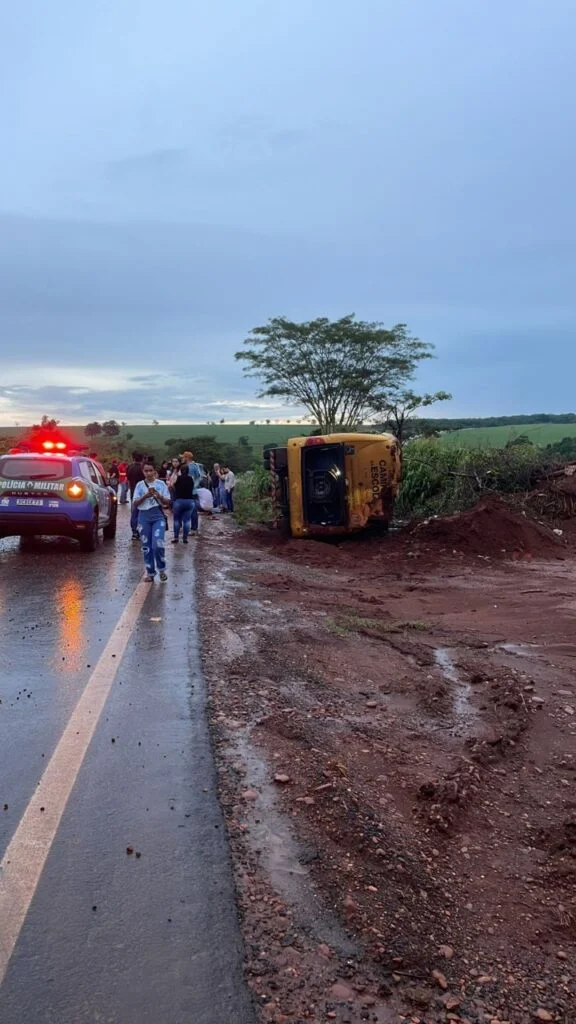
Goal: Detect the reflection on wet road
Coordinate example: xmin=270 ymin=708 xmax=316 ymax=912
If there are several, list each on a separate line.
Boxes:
xmin=0 ymin=514 xmax=253 ymax=1024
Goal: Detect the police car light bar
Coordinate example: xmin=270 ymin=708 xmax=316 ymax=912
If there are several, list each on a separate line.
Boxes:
xmin=41 ymin=440 xmax=67 ymax=451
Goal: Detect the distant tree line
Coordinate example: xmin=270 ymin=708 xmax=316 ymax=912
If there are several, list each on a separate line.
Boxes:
xmin=409 ymin=412 xmax=576 ymax=434
xmin=162 ymin=434 xmax=257 ymax=474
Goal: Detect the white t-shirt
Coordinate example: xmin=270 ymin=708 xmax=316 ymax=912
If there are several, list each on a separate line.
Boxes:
xmin=196 ymin=487 xmax=214 ymax=511
xmin=224 ymin=471 xmax=236 ymax=492
xmin=132 ymin=478 xmax=170 ymax=511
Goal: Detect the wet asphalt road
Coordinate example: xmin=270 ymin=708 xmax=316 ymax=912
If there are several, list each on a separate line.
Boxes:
xmin=0 ymin=509 xmax=254 ymax=1024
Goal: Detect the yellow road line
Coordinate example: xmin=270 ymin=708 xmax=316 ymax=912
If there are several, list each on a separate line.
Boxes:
xmin=0 ymin=580 xmax=150 ymax=986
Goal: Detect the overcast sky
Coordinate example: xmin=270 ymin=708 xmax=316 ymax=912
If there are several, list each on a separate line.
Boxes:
xmin=1 ymin=0 xmax=575 ymax=424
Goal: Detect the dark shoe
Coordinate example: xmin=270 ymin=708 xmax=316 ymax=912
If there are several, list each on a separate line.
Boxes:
xmin=171 ymin=537 xmax=179 ymax=544
xmin=182 ymin=538 xmax=188 ymax=544
xmin=159 ymin=572 xmax=168 ymax=582
xmin=132 ymin=532 xmax=139 ymax=540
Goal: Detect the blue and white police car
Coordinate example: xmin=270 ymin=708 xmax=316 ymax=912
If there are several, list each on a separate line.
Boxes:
xmin=0 ymin=440 xmax=117 ymax=551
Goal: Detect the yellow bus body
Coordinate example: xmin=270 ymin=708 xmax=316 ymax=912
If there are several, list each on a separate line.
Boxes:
xmin=284 ymin=432 xmax=401 ymax=538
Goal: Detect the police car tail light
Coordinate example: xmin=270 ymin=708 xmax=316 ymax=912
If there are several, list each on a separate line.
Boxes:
xmin=67 ymin=482 xmax=85 ymax=499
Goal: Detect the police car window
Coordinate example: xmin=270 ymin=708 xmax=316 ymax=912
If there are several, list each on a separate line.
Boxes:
xmin=93 ymin=465 xmax=107 ymax=488
xmin=88 ymin=462 xmax=101 ymax=485
xmin=79 ymin=462 xmax=95 ymax=483
xmin=0 ymin=457 xmax=71 ymax=480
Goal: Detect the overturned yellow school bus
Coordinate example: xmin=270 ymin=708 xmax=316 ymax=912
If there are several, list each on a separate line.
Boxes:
xmin=264 ymin=432 xmax=402 ymax=538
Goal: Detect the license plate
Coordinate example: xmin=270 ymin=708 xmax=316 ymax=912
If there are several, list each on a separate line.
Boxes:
xmin=16 ymin=499 xmax=44 ymax=506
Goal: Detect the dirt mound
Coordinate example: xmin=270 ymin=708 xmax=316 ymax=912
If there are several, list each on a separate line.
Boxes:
xmin=407 ymin=494 xmax=567 ymax=560
xmin=237 ymin=494 xmax=570 ymax=567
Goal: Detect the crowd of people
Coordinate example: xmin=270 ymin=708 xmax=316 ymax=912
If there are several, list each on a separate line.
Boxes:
xmin=106 ymin=450 xmax=236 ymax=581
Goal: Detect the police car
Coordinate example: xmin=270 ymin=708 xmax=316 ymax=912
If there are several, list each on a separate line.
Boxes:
xmin=0 ymin=441 xmax=117 ymax=551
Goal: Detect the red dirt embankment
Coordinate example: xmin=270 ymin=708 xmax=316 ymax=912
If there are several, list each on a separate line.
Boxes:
xmin=404 ymin=495 xmax=567 ymax=561
xmin=239 ymin=494 xmax=569 ymax=570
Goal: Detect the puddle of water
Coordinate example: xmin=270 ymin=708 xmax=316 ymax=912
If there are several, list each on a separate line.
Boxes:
xmin=244 ymin=598 xmax=284 ymax=620
xmin=205 ymin=571 xmax=245 ymax=599
xmin=434 ymin=647 xmax=478 ymax=726
xmin=498 ymin=642 xmax=539 ymax=657
xmin=221 ymin=626 xmax=253 ymax=662
xmin=233 ymin=729 xmax=358 ymax=957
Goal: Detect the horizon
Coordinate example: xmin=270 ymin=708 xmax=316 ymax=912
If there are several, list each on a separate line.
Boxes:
xmin=2 ymin=410 xmax=575 ymax=431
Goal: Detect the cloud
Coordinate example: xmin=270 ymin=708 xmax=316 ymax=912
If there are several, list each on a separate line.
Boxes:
xmin=0 ymin=376 xmax=304 ymax=426
xmin=107 ymin=148 xmax=189 ymax=176
xmin=1 ymin=189 xmax=575 ymax=422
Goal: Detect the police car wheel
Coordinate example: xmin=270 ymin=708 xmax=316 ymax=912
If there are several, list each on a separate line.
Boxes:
xmin=80 ymin=513 xmax=99 ymax=552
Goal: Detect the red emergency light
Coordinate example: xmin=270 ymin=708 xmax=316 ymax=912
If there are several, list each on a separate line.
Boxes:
xmin=41 ymin=440 xmax=67 ymax=451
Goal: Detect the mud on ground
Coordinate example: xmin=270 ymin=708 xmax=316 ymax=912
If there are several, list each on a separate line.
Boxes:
xmin=198 ymin=508 xmax=576 ymax=1024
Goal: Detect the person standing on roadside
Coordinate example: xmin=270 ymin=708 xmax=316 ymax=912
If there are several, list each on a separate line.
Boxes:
xmin=132 ymin=461 xmax=171 ymax=581
xmin=210 ymin=463 xmax=221 ymax=503
xmin=180 ymin=450 xmax=202 ymax=485
xmin=171 ymin=464 xmax=198 ymax=543
xmin=217 ymin=466 xmax=227 ymax=510
xmin=223 ymin=465 xmax=236 ymax=512
xmin=108 ymin=461 xmax=119 ymax=492
xmin=118 ymin=460 xmax=128 ymax=503
xmin=127 ymin=451 xmax=145 ymax=539
xmin=168 ymin=457 xmax=181 ymax=492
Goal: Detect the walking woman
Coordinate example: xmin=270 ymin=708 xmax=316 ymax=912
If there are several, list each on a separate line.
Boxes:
xmin=132 ymin=460 xmax=171 ymax=581
xmin=172 ymin=464 xmax=198 ymax=543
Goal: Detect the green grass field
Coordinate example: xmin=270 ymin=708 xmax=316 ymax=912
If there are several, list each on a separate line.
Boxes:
xmin=111 ymin=423 xmax=310 ymax=448
xmin=2 ymin=420 xmax=575 ymax=452
xmin=0 ymin=423 xmax=310 ymax=450
xmin=440 ymin=422 xmax=576 ymax=448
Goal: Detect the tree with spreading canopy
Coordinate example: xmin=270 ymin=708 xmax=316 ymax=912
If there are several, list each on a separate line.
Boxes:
xmin=32 ymin=415 xmax=60 ymax=432
xmin=101 ymin=419 xmax=121 ymax=437
xmin=377 ymin=389 xmax=452 ymax=443
xmin=235 ymin=315 xmax=435 ymax=433
xmin=84 ymin=421 xmax=102 ymax=438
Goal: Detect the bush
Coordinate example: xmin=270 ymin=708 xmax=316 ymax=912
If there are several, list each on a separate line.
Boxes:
xmin=234 ymin=467 xmax=273 ymax=526
xmin=546 ymin=436 xmax=576 ymax=461
xmin=396 ymin=439 xmax=548 ymax=519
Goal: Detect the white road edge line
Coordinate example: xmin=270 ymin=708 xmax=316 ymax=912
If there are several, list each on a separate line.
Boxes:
xmin=0 ymin=580 xmax=150 ymax=987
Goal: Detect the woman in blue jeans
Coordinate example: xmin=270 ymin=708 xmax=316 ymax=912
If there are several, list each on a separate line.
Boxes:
xmin=171 ymin=464 xmax=198 ymax=543
xmin=132 ymin=461 xmax=171 ymax=581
